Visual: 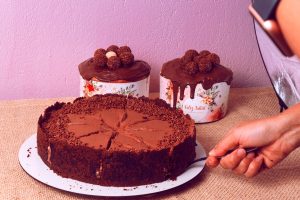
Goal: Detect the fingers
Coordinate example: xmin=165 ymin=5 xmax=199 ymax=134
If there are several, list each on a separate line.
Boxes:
xmin=207 ymin=150 xmax=265 ymax=178
xmin=233 ymin=153 xmax=255 ymax=174
xmin=209 ymin=132 xmax=240 ymax=157
xmin=244 ymin=155 xmax=264 ymax=178
xmin=219 ymin=149 xmax=246 ymax=169
xmin=206 ymin=156 xmax=219 ymax=168
xmin=206 ymin=148 xmax=246 ymax=169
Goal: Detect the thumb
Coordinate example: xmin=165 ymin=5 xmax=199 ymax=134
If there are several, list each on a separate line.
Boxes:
xmin=209 ymin=132 xmax=240 ymax=157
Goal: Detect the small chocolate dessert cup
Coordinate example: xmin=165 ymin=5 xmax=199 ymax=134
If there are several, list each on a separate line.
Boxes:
xmin=160 ymin=50 xmax=233 ymax=123
xmin=79 ymin=45 xmax=151 ymax=97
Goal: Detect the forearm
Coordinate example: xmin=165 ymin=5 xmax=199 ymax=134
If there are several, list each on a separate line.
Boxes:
xmin=275 ymin=103 xmax=300 ymax=149
xmin=278 ymin=103 xmax=300 ymax=128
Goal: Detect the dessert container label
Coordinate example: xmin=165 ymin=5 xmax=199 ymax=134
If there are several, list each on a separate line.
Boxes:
xmin=80 ymin=76 xmax=150 ymax=97
xmin=160 ymin=76 xmax=230 ymax=123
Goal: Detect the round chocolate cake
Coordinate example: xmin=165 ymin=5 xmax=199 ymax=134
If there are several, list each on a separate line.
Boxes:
xmin=37 ymin=94 xmax=196 ymax=186
xmin=161 ymin=50 xmax=233 ymax=108
xmin=79 ymin=45 xmax=151 ymax=97
xmin=160 ymin=50 xmax=233 ymax=123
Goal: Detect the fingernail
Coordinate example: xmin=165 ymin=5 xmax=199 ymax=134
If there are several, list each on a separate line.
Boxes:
xmin=237 ymin=149 xmax=245 ymax=157
xmin=209 ymin=149 xmax=216 ymax=156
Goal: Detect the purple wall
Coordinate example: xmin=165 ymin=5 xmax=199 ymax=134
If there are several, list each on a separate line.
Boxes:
xmin=0 ymin=0 xmax=269 ymax=100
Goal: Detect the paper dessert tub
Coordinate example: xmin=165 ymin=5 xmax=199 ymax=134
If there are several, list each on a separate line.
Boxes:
xmin=160 ymin=76 xmax=230 ymax=123
xmin=80 ymin=76 xmax=150 ymax=98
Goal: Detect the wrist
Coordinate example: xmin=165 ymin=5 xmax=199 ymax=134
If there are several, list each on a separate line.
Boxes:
xmin=275 ymin=103 xmax=300 ymax=149
xmin=278 ymin=103 xmax=300 ymax=128
xmin=281 ymin=125 xmax=300 ymax=152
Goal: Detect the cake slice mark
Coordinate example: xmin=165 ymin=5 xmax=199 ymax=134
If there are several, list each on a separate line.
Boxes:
xmin=122 ymin=130 xmax=167 ymax=149
xmin=120 ymin=110 xmax=128 ymax=123
xmin=100 ymin=109 xmax=133 ymax=150
xmin=116 ymin=110 xmax=128 ymax=128
xmin=106 ymin=131 xmax=118 ymax=150
xmin=125 ymin=127 xmax=158 ymax=132
xmin=108 ymin=108 xmax=175 ymax=150
xmin=67 ymin=113 xmax=104 ymax=137
xmin=77 ymin=131 xmax=99 ymax=139
xmin=125 ymin=134 xmax=156 ymax=148
xmin=117 ymin=109 xmax=156 ymax=128
xmin=121 ymin=127 xmax=160 ymax=148
xmin=67 ymin=109 xmax=174 ymax=151
xmin=122 ymin=120 xmax=174 ymax=149
xmin=122 ymin=119 xmax=155 ymax=127
xmin=99 ymin=109 xmax=127 ymax=130
xmin=109 ymin=133 xmax=149 ymax=150
xmin=79 ymin=131 xmax=113 ymax=149
xmin=67 ymin=112 xmax=120 ymax=149
xmin=118 ymin=133 xmax=143 ymax=144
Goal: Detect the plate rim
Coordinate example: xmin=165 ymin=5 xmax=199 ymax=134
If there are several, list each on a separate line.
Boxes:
xmin=19 ymin=134 xmax=206 ymax=197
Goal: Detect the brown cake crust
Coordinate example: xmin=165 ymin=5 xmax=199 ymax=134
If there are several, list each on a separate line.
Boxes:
xmin=37 ymin=94 xmax=196 ymax=186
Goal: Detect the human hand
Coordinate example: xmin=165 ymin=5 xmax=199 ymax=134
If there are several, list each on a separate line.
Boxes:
xmin=206 ymin=106 xmax=300 ymax=177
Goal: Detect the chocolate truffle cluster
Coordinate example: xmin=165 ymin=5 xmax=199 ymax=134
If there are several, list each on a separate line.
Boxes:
xmin=180 ymin=50 xmax=220 ymax=75
xmin=93 ymin=45 xmax=134 ymax=70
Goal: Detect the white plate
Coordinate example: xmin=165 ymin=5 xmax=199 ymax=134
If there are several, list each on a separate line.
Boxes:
xmin=19 ymin=134 xmax=206 ymax=197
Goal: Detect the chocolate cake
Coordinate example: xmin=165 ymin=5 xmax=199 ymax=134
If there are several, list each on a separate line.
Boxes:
xmin=37 ymin=94 xmax=196 ymax=186
xmin=79 ymin=45 xmax=151 ymax=97
xmin=160 ymin=50 xmax=233 ymax=108
xmin=160 ymin=50 xmax=233 ymax=123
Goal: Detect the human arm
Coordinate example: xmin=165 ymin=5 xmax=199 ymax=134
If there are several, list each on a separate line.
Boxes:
xmin=205 ymin=0 xmax=300 ymax=178
xmin=206 ymin=103 xmax=300 ymax=177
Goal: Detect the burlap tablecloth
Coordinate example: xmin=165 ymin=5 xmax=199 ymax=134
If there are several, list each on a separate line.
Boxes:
xmin=0 ymin=87 xmax=299 ymax=200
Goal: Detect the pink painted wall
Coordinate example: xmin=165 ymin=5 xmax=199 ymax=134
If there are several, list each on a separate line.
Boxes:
xmin=0 ymin=0 xmax=269 ymax=100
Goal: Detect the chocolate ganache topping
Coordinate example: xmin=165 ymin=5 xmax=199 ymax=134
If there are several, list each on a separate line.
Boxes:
xmin=160 ymin=50 xmax=233 ymax=108
xmin=79 ymin=45 xmax=151 ymax=82
xmin=39 ymin=94 xmax=194 ymax=152
xmin=67 ymin=109 xmax=174 ymax=151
